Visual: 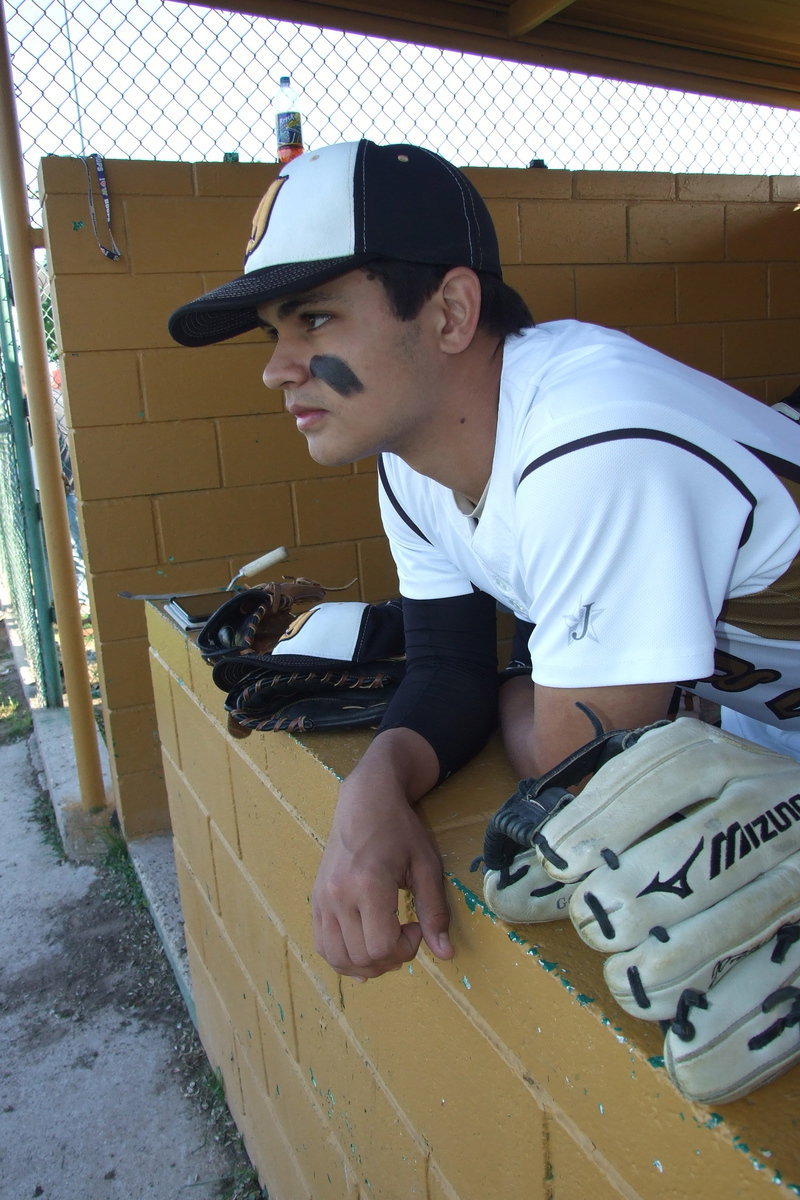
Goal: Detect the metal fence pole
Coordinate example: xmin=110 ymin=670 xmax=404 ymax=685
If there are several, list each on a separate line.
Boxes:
xmin=0 ymin=0 xmax=107 ymax=812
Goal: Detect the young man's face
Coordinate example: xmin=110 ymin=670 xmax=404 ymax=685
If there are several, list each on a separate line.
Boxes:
xmin=257 ymin=268 xmax=442 ymax=467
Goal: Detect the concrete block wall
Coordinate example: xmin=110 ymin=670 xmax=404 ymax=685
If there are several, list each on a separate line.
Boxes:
xmin=40 ymin=158 xmax=800 ymax=839
xmin=148 ymin=603 xmax=800 ymax=1200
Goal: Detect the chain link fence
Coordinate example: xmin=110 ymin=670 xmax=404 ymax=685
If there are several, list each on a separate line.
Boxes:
xmin=0 ymin=226 xmax=62 ymax=706
xmin=6 ymin=0 xmax=800 ymax=236
xmin=1 ymin=1 xmax=798 ymax=700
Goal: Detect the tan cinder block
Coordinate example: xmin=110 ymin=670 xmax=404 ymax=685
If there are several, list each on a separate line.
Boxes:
xmin=575 ymin=264 xmax=675 ymax=327
xmin=193 ymin=161 xmax=279 ymax=197
xmin=140 ymin=345 xmax=281 ymax=420
xmin=146 ymin=605 xmax=191 ymax=683
xmin=485 ymin=199 xmax=521 ymax=263
xmin=771 ymin=176 xmax=800 ymax=203
xmin=96 ymin=636 xmax=153 ymax=709
xmin=547 ymin=1118 xmax=631 ymax=1200
xmin=40 ymin=155 xmax=99 ymax=194
xmin=163 ymin=753 xmax=218 ymax=911
xmin=185 ymin=934 xmax=245 ymax=1121
xmin=171 ymin=681 xmax=239 ymax=852
xmin=339 ymin=956 xmax=547 ymax=1200
xmin=197 ymin=899 xmax=266 ymax=1090
xmin=156 ymin=482 xmax=295 ymax=562
xmin=724 ymin=319 xmax=800 ymax=378
xmin=575 ymin=172 xmax=674 ymax=200
xmin=123 ymin=196 xmax=259 ymax=274
xmin=173 ymin=844 xmax=217 ymax=962
xmin=288 ymin=951 xmax=429 ymax=1199
xmin=43 ymin=193 xmax=129 ymax=275
xmin=293 ymin=475 xmax=383 ymax=544
xmin=356 ymin=536 xmax=398 ymax=601
xmin=227 ymin=747 xmax=324 ymax=955
xmin=73 ymin=420 xmax=220 ymax=501
xmin=218 ymin=414 xmax=349 ymax=486
xmin=212 ymin=823 xmax=298 ymax=1055
xmin=105 ymin=703 xmax=162 ymax=775
xmin=726 ymin=203 xmax=800 ymax=262
xmin=86 ymin=158 xmax=194 ymax=196
xmin=237 ymin=1046 xmax=319 ymax=1200
xmin=426 ymin=1161 xmax=461 ymax=1200
xmin=770 ymin=263 xmax=800 ymax=319
xmin=677 ymin=174 xmax=770 ymax=202
xmin=270 ymin=542 xmax=361 ymax=597
xmin=61 ymin=350 xmax=143 ymax=427
xmin=502 ymin=264 xmax=575 ymax=322
xmin=767 ymin=374 xmax=800 ymax=403
xmin=149 ymin=654 xmax=179 ymax=766
xmin=234 ymin=731 xmax=341 ymax=846
xmin=79 ymin=497 xmax=157 ymax=572
xmin=627 ymin=323 xmax=723 ymax=377
xmin=187 ymin=638 xmax=229 ymax=721
xmin=52 ymin=273 xmax=207 ymax=352
xmin=112 ymin=765 xmax=169 ymax=839
xmin=521 ymin=200 xmax=627 ymax=264
xmin=629 ymin=202 xmax=724 ymax=263
xmin=256 ymin=1007 xmax=360 ymax=1200
xmin=676 ymin=262 xmax=768 ymax=323
xmin=465 ymin=166 xmax=572 ymax=198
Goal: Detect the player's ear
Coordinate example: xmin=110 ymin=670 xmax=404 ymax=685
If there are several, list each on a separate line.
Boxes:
xmin=433 ymin=267 xmax=482 ymax=353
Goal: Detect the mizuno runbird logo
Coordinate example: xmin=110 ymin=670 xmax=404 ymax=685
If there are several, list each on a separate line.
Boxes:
xmin=637 ymin=794 xmax=800 ymax=900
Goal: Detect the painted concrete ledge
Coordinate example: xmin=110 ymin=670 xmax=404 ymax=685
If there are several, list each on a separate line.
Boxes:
xmin=147 ymin=597 xmax=800 ymax=1200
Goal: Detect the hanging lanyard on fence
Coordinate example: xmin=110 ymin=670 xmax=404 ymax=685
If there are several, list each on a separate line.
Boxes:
xmin=82 ymin=153 xmax=121 ymax=262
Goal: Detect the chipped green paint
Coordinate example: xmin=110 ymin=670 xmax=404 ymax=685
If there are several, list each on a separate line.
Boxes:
xmin=309 ymin=1067 xmax=317 ymax=1088
xmin=447 ymin=873 xmax=496 ymax=918
xmin=274 ymin=1084 xmax=280 ymax=1097
xmin=265 ymin=981 xmax=272 ymax=996
xmin=277 ymin=1002 xmax=285 ymax=1022
xmin=539 ymin=959 xmax=558 ymax=972
xmin=461 ymin=975 xmax=472 ymax=990
xmin=576 ymin=993 xmax=595 ymax=1006
xmin=72 ymin=220 xmax=85 ymax=230
xmin=647 ymin=1055 xmax=665 ymax=1069
xmin=507 ymin=929 xmax=528 ymax=946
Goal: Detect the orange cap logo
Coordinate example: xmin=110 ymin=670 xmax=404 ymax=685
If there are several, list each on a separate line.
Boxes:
xmin=245 ymin=175 xmax=287 ymax=265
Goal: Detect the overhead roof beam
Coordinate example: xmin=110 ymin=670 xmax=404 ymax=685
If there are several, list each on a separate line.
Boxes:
xmin=507 ymin=0 xmax=578 ymax=38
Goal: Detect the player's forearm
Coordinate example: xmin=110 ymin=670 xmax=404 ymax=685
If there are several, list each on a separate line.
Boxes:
xmin=340 ymin=726 xmax=441 ymax=811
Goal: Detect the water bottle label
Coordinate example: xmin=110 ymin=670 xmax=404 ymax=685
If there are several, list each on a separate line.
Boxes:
xmin=276 ymin=111 xmax=302 ymax=147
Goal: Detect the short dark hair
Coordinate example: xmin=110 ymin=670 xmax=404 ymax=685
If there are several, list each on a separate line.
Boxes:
xmin=362 ymin=260 xmax=534 ymax=339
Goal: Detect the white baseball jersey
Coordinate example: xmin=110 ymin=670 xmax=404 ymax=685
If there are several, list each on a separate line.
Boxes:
xmin=378 ymin=320 xmax=800 ymax=735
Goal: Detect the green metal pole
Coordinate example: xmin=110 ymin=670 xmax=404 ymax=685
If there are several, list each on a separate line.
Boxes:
xmin=0 ymin=219 xmax=63 ymax=706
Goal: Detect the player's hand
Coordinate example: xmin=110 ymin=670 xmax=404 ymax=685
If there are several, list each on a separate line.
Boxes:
xmin=312 ymin=777 xmax=453 ymax=980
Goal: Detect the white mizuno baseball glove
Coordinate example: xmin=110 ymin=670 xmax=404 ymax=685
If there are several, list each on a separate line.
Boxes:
xmin=480 ymin=714 xmax=800 ymax=1104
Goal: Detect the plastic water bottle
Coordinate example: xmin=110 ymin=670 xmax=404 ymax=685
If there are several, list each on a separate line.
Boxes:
xmin=273 ymin=75 xmax=303 ymax=163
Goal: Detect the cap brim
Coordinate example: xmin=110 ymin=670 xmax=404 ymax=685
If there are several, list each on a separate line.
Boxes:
xmin=168 ymin=254 xmax=368 ymax=347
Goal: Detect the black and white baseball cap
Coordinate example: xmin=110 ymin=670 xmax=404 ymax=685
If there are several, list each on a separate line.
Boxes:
xmin=168 ymin=139 xmax=501 ymax=348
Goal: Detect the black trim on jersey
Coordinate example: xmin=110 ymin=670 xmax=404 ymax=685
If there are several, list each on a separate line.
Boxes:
xmin=378 ymin=453 xmax=432 ymax=546
xmin=517 ymin=428 xmax=757 ymax=547
xmin=739 ymin=444 xmax=800 ymax=487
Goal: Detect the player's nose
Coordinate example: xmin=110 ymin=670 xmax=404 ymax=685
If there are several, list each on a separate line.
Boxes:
xmin=262 ymin=341 xmax=309 ymax=391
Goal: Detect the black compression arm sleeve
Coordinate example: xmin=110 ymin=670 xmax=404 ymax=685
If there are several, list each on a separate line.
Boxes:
xmin=377 ymin=591 xmax=499 ymax=783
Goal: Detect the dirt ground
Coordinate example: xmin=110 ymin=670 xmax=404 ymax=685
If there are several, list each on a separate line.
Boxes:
xmin=0 ymin=618 xmax=268 ymax=1200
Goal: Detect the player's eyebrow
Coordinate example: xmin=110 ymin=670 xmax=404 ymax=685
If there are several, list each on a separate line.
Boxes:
xmin=263 ymin=290 xmax=342 ymax=324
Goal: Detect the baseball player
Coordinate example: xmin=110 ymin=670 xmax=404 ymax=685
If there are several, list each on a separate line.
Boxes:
xmin=171 ymin=141 xmax=800 ymax=1102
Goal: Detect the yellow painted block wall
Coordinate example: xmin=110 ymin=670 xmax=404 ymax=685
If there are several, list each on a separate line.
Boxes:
xmin=40 ymin=157 xmax=800 ymax=839
xmin=148 ymin=604 xmax=800 ymax=1200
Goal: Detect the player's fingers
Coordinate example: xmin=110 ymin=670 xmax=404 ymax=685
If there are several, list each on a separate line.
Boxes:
xmin=411 ymin=860 xmax=453 ymax=961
